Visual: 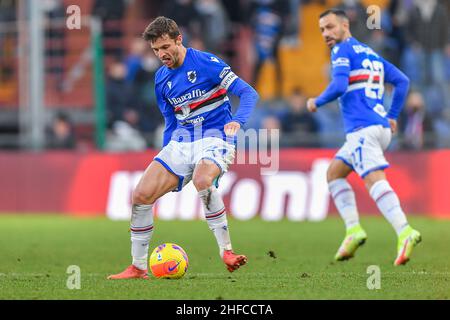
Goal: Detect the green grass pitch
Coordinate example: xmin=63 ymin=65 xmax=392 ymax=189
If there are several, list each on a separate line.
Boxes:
xmin=0 ymin=214 xmax=449 ymax=299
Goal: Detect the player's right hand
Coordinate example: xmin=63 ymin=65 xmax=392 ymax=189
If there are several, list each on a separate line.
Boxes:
xmin=307 ymin=98 xmax=317 ymax=113
xmin=224 ymin=121 xmax=241 ymax=137
xmin=388 ymin=118 xmax=397 ymax=134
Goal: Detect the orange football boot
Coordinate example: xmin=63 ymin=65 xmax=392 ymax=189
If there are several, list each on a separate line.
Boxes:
xmin=107 ymin=265 xmax=149 ymax=280
xmin=222 ymin=250 xmax=248 ymax=272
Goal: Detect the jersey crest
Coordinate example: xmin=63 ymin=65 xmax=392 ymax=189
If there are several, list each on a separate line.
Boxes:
xmin=187 ymin=70 xmax=197 ymax=83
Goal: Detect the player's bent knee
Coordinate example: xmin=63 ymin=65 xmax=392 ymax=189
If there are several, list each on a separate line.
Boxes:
xmin=192 ymin=175 xmax=214 ymax=191
xmin=132 ymin=188 xmax=156 ymax=205
xmin=363 ymin=170 xmax=386 ymax=190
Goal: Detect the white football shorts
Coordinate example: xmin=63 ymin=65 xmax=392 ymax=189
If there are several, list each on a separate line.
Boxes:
xmin=154 ymin=137 xmax=235 ymax=191
xmin=335 ymin=125 xmax=392 ymax=178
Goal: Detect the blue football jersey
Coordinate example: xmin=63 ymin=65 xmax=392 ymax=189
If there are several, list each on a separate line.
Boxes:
xmin=330 ymin=37 xmax=393 ymax=133
xmin=154 ymin=48 xmax=239 ymax=143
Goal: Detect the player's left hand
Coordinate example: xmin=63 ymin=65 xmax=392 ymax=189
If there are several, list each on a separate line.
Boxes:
xmin=224 ymin=121 xmax=241 ymax=137
xmin=388 ymin=118 xmax=397 ymax=134
xmin=307 ymin=98 xmax=318 ymax=113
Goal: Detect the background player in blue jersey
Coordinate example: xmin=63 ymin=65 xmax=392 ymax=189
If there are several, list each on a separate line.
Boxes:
xmin=108 ymin=17 xmax=259 ymax=279
xmin=306 ymin=9 xmax=421 ymax=266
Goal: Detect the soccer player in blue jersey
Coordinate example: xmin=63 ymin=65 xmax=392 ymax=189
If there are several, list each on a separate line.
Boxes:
xmin=306 ymin=9 xmax=421 ymax=266
xmin=108 ymin=17 xmax=259 ymax=279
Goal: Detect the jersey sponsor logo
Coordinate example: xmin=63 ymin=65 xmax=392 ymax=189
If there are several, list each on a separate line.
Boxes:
xmin=180 ymin=116 xmax=205 ymax=126
xmin=167 ymin=81 xmax=172 ymax=89
xmin=187 ymin=70 xmax=197 ymax=83
xmin=332 ymin=57 xmax=350 ymax=68
xmin=169 ymin=89 xmax=207 ymax=106
xmin=210 ymin=56 xmax=220 ymax=63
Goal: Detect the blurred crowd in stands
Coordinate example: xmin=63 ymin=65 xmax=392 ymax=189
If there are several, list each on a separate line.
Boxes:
xmin=0 ymin=0 xmax=449 ymax=151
